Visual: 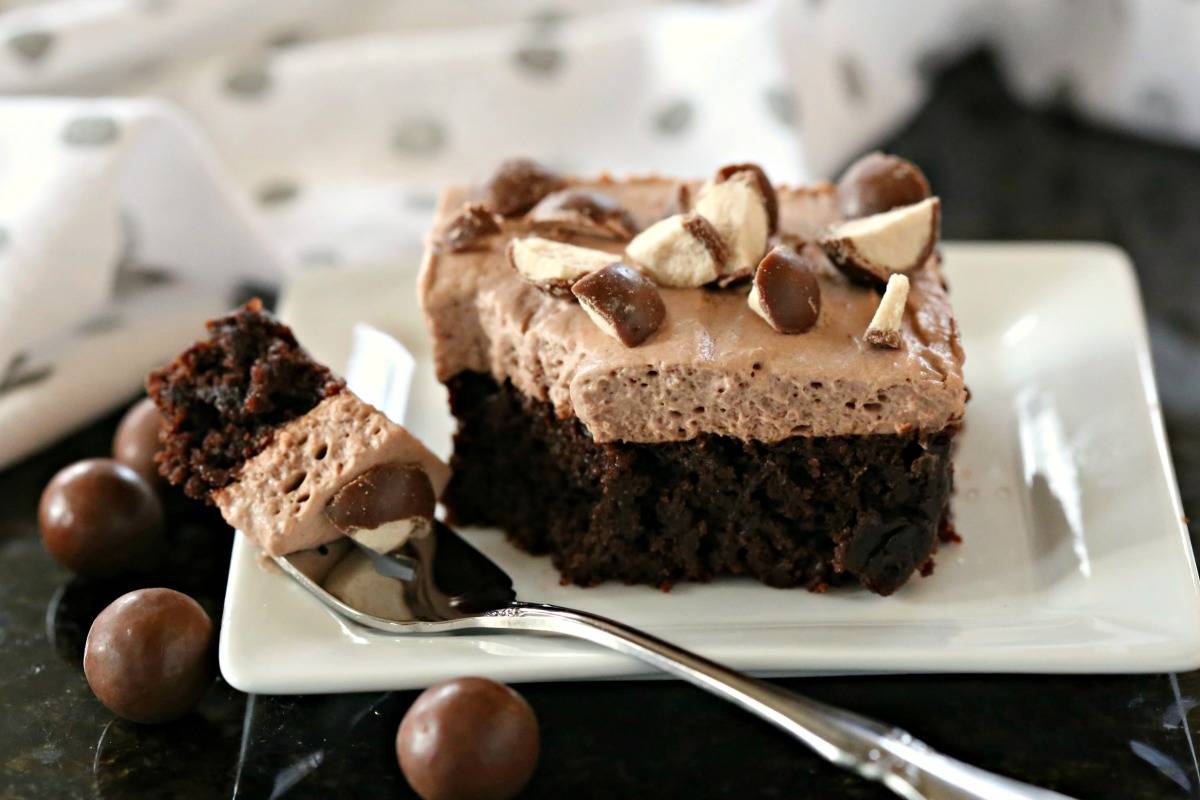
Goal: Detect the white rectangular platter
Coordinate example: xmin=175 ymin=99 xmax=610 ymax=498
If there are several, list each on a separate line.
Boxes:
xmin=220 ymin=242 xmax=1200 ymax=693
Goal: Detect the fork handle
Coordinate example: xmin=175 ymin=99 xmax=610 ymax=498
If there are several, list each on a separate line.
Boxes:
xmin=488 ymin=602 xmax=1075 ymax=800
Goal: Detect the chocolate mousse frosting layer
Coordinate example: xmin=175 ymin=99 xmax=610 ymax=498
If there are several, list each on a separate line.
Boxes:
xmin=215 ymin=392 xmax=450 ymax=556
xmin=419 ymin=176 xmax=966 ymax=444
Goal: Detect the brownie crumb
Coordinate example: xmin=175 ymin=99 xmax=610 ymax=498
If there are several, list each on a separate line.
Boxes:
xmin=938 ymin=517 xmax=962 ymax=544
xmin=146 ymin=299 xmax=344 ymax=501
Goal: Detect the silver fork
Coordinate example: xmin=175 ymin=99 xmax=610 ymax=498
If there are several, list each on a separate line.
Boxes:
xmin=273 ymin=523 xmax=1075 ymax=800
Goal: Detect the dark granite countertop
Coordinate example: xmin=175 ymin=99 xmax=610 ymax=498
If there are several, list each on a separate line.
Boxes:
xmin=2 ymin=52 xmax=1198 ymax=799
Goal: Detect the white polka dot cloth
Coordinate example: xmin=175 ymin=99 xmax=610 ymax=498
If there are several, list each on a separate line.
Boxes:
xmin=0 ymin=0 xmax=1196 ymax=467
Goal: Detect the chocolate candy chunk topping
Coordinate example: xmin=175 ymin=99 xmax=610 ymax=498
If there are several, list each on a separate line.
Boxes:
xmin=442 ymin=203 xmax=501 ymax=252
xmin=625 ymin=212 xmax=726 ymax=287
xmin=748 ymin=246 xmax=822 ymax=334
xmin=507 ymin=236 xmax=620 ymax=297
xmin=694 ymin=168 xmax=771 ymax=278
xmin=865 ymin=273 xmax=910 ymax=349
xmin=325 ymin=462 xmax=435 ymax=553
xmin=673 ymin=182 xmax=692 ymax=214
xmin=837 ymin=152 xmax=931 ymax=219
xmin=482 ymin=158 xmax=566 ymax=217
xmin=572 ymin=263 xmax=666 ymax=347
xmin=529 ymin=188 xmax=639 ymax=241
xmin=681 ymin=212 xmax=728 ymax=267
xmin=819 ymin=197 xmax=940 ymax=287
xmin=715 ymin=162 xmax=778 ymax=233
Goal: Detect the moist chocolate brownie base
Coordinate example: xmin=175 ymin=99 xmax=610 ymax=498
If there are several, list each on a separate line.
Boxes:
xmin=443 ymin=372 xmax=956 ymax=596
xmin=148 ymin=299 xmax=345 ymax=501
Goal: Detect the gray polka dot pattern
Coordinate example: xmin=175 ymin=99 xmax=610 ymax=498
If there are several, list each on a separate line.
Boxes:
xmin=267 ymin=30 xmax=305 ymax=49
xmin=257 ymin=180 xmax=299 ymax=206
xmin=114 ymin=266 xmax=175 ymax=295
xmin=299 ymin=247 xmax=339 ymax=268
xmin=0 ymin=354 xmax=53 ymax=395
xmin=653 ymin=100 xmax=694 ymax=136
xmin=224 ymin=65 xmax=271 ymax=98
xmin=8 ymin=31 xmax=54 ymax=63
xmin=141 ymin=0 xmax=172 ymax=13
xmin=765 ymin=86 xmax=797 ymax=127
xmin=513 ymin=45 xmax=565 ymax=78
xmin=529 ymin=8 xmax=567 ymax=34
xmin=0 ymin=227 xmax=9 ymax=252
xmin=126 ymin=57 xmax=166 ymax=83
xmin=391 ymin=120 xmax=447 ymax=156
xmin=77 ymin=313 xmax=122 ymax=335
xmin=115 ymin=210 xmax=140 ymax=269
xmin=62 ymin=116 xmax=120 ymax=146
xmin=404 ymin=191 xmax=438 ymax=212
xmin=838 ymin=55 xmax=866 ymax=102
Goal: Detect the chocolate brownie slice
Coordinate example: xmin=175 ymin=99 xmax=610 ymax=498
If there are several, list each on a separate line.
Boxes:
xmin=420 ymin=156 xmax=965 ymax=595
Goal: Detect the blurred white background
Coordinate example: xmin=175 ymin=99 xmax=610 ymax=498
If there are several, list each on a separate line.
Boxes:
xmin=0 ymin=0 xmax=1196 ymax=466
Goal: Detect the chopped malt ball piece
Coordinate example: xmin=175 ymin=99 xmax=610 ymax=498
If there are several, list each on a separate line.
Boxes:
xmin=819 ymin=197 xmax=940 ymax=286
xmin=324 ymin=462 xmax=436 ymax=554
xmin=441 ymin=203 xmax=502 ymax=253
xmin=507 ymin=236 xmax=620 ymax=297
xmin=481 ymin=158 xmax=566 ymax=217
xmin=694 ymin=165 xmax=773 ymax=279
xmin=528 ymin=189 xmax=638 ymax=241
xmin=864 ymin=273 xmax=910 ymax=349
xmin=836 ymin=152 xmax=931 ymax=219
xmin=572 ymin=263 xmax=666 ymax=347
xmin=747 ymin=246 xmax=822 ymax=335
xmin=625 ymin=212 xmax=726 ymax=288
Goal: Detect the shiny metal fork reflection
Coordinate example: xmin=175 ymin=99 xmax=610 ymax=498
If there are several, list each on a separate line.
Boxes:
xmin=273 ymin=525 xmax=1075 ymax=800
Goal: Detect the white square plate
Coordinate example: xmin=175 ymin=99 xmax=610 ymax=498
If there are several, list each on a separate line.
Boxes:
xmin=219 ymin=242 xmax=1200 ymax=693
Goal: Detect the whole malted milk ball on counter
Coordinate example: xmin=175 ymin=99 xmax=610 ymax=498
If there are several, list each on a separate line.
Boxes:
xmin=396 ymin=677 xmax=540 ymax=800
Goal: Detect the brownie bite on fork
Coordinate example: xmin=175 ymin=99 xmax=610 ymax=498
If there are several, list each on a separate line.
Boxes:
xmin=147 ymin=299 xmax=450 ymax=558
